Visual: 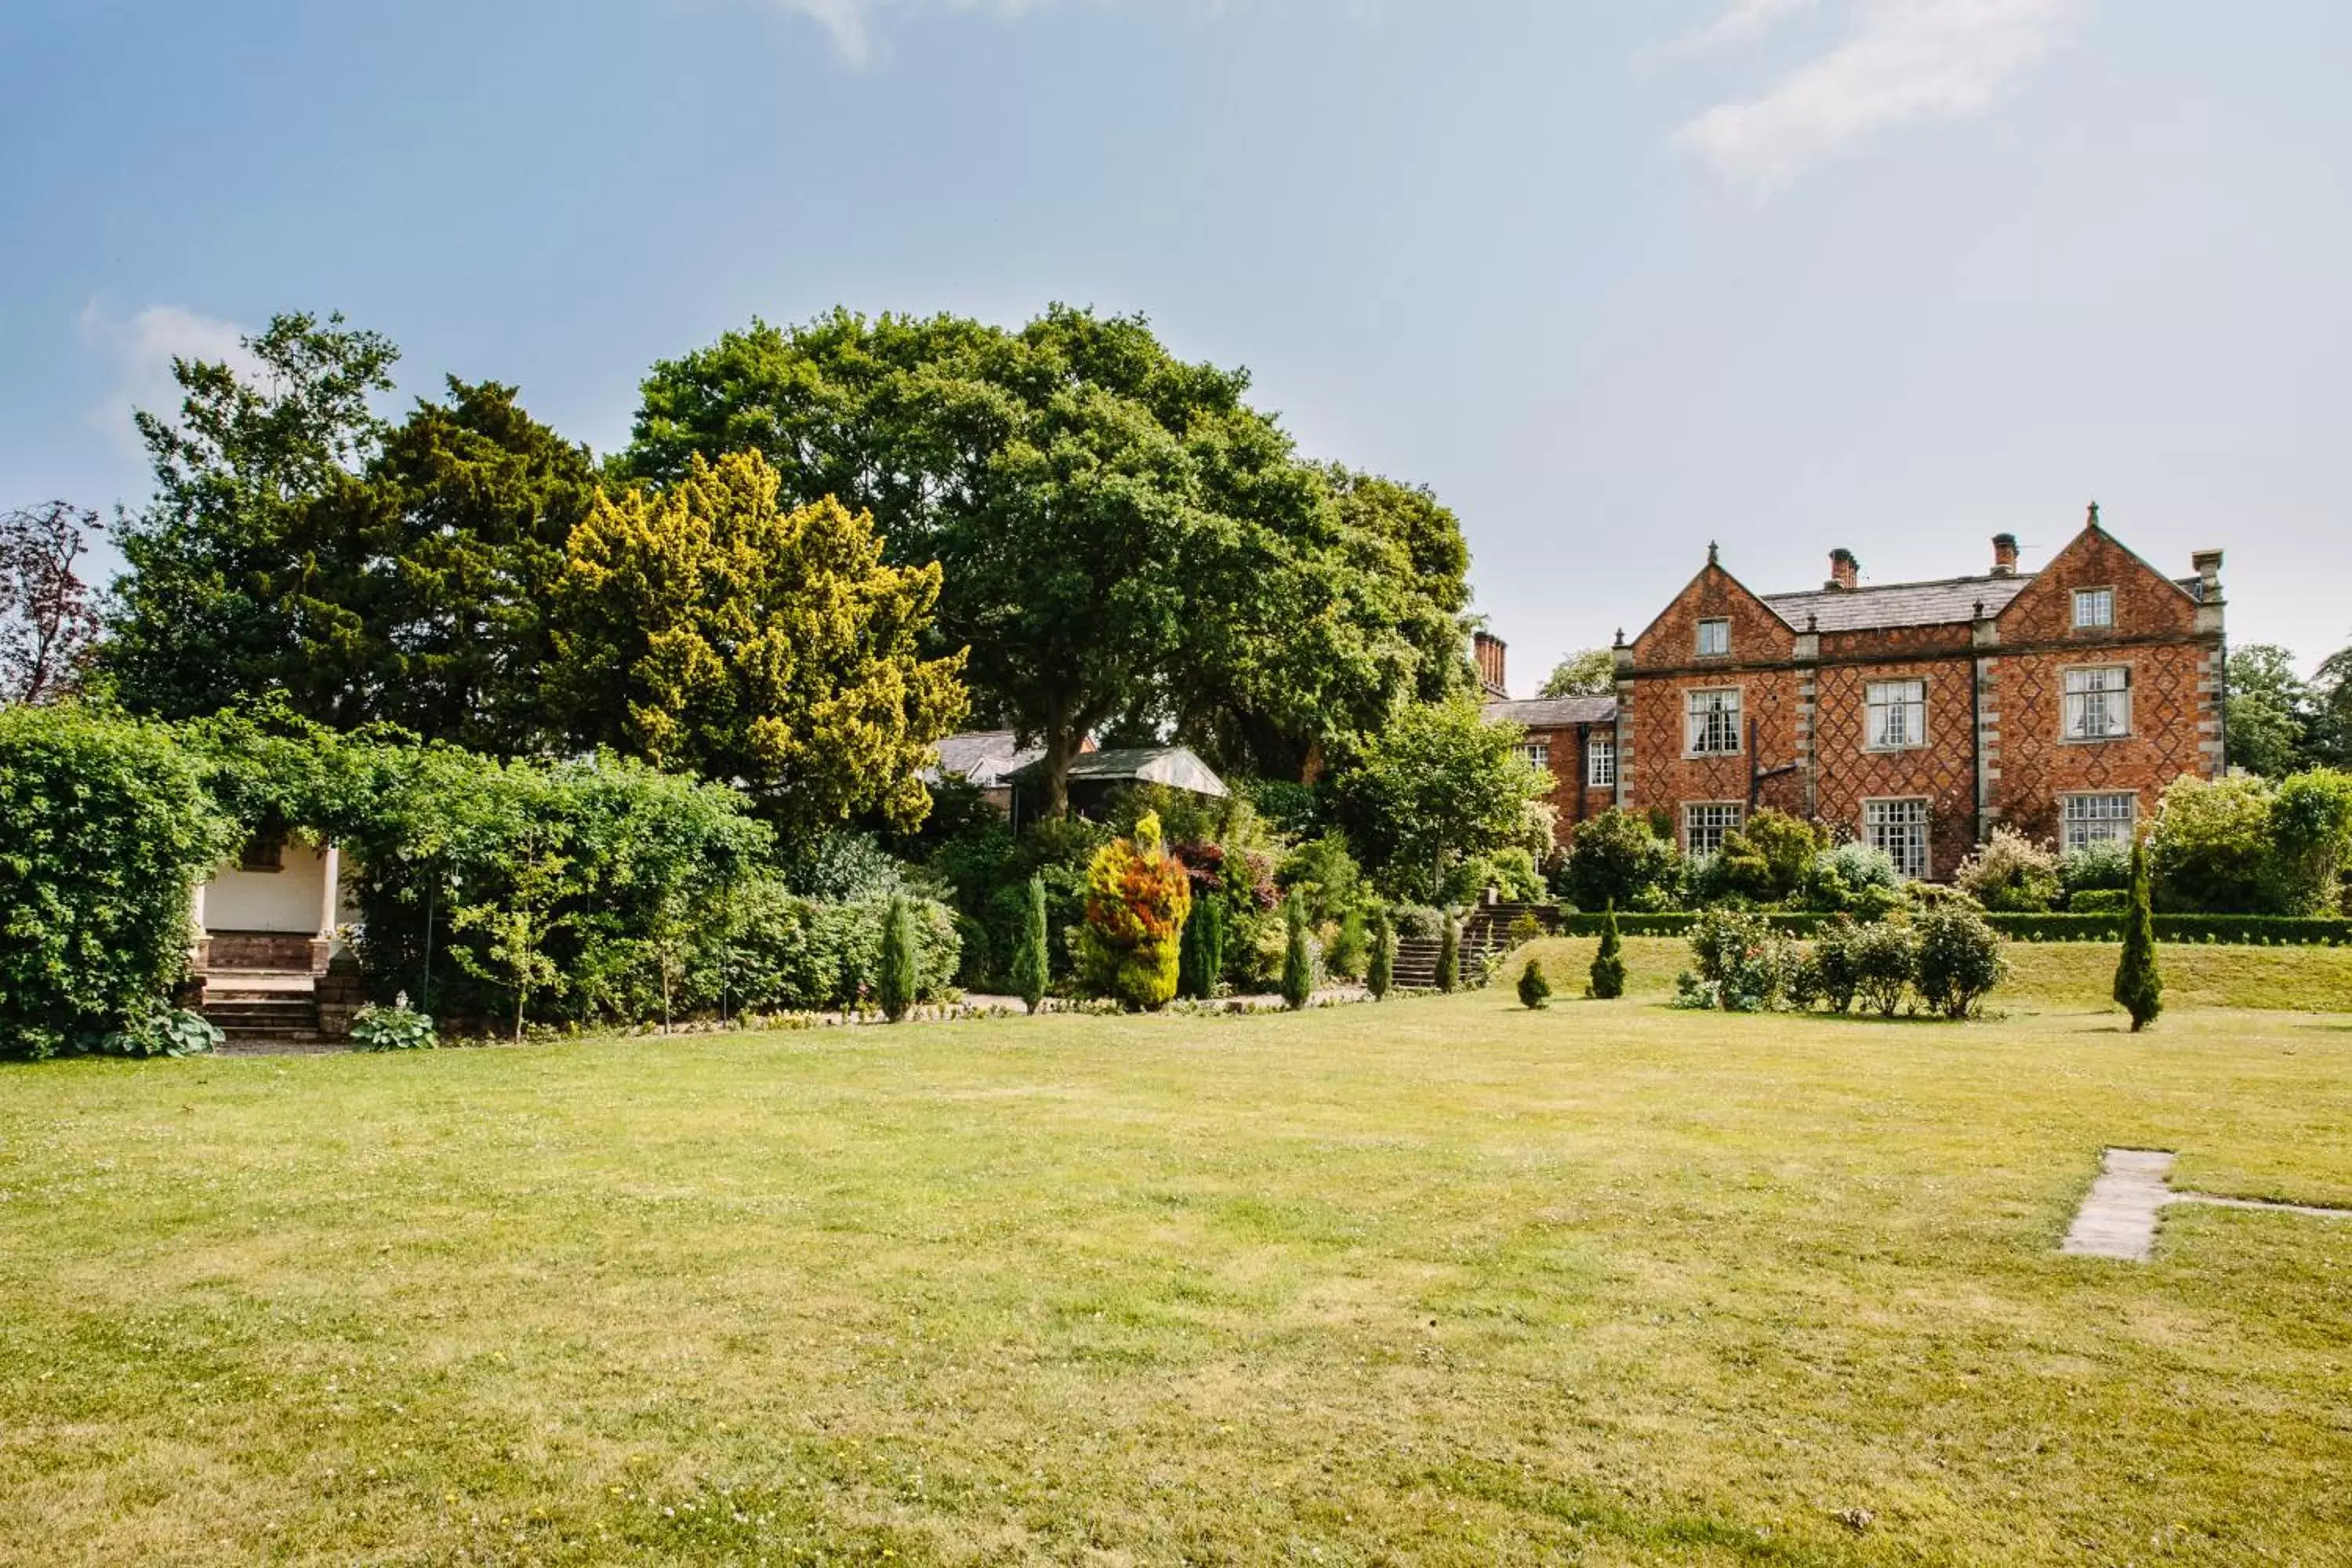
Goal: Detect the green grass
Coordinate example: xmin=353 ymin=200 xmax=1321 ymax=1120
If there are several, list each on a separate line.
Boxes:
xmin=4 ymin=946 xmax=2350 ymax=1565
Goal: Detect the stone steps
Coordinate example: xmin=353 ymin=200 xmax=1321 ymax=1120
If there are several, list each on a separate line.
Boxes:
xmin=200 ymin=978 xmax=323 ymax=1045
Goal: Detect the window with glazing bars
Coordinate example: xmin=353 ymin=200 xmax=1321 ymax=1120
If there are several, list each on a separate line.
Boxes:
xmin=1864 ymin=799 xmax=1931 ymax=880
xmin=1684 ymin=803 xmax=1743 ymax=857
xmin=2063 ymin=666 xmax=2131 ymax=739
xmin=1686 ymin=688 xmax=1742 ymax=754
xmin=1866 ymin=680 xmax=1927 ymax=750
xmin=2062 ymin=793 xmax=2137 ymax=851
xmin=1587 ymin=734 xmax=1617 ymax=788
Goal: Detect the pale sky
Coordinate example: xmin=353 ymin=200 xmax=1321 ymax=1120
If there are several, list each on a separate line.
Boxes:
xmin=4 ymin=0 xmax=2346 ymax=690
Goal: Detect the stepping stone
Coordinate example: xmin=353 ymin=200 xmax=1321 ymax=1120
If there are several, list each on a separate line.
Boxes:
xmin=2062 ymin=1149 xmax=2177 ymax=1261
xmin=2062 ymin=1148 xmax=2352 ymax=1262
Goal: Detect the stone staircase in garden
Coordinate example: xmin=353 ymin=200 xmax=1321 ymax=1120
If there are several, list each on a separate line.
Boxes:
xmin=200 ymin=973 xmax=325 ymax=1047
xmin=1392 ymin=901 xmax=1560 ymax=990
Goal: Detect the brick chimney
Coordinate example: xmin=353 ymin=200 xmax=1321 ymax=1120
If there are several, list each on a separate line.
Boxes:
xmin=1826 ymin=548 xmax=1860 ymax=592
xmin=1473 ymin=631 xmax=1508 ymax=699
xmin=1991 ymin=533 xmax=2020 ymax=577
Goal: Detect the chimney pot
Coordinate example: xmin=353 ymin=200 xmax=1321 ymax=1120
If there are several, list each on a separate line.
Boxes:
xmin=1826 ymin=548 xmax=1860 ymax=592
xmin=1472 ymin=631 xmax=1508 ymax=698
xmin=1991 ymin=533 xmax=2020 ymax=577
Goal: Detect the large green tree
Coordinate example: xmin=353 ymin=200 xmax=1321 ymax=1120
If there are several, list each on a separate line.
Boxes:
xmin=2226 ymin=643 xmax=2316 ymax=779
xmin=1333 ymin=697 xmax=1554 ymax=902
xmin=622 ymin=307 xmax=1472 ymax=808
xmin=1540 ymin=648 xmax=1617 ymax=699
xmin=100 ymin=315 xmax=597 ymax=754
xmin=101 ymin=312 xmax=398 ymax=719
xmin=2312 ymin=644 xmax=2352 ymax=770
xmin=290 ymin=379 xmax=598 ymax=752
xmin=554 ymin=450 xmax=969 ymax=835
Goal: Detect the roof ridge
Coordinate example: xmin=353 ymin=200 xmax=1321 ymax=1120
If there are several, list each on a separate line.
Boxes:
xmin=1764 ymin=571 xmax=2037 ymax=600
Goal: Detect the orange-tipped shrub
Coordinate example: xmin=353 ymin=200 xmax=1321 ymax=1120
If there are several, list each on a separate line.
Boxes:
xmin=1079 ymin=811 xmax=1192 ymax=1011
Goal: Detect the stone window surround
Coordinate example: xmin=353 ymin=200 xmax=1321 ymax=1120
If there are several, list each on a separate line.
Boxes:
xmin=1861 ymin=795 xmax=1933 ymax=881
xmin=2073 ymin=585 xmax=2118 ymax=630
xmin=1683 ymin=800 xmax=1745 ymax=857
xmin=1587 ymin=731 xmax=1617 ymax=788
xmin=1863 ymin=677 xmax=1930 ymax=753
xmin=2061 ymin=662 xmax=2135 ymax=743
xmin=2060 ymin=790 xmax=2140 ymax=852
xmin=1683 ymin=685 xmax=1744 ymax=758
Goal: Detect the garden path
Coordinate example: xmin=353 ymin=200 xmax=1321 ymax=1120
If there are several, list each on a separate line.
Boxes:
xmin=2062 ymin=1147 xmax=2352 ymax=1261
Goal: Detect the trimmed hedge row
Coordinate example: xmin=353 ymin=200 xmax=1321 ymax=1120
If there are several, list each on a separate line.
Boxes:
xmin=1556 ymin=910 xmax=2352 ymax=946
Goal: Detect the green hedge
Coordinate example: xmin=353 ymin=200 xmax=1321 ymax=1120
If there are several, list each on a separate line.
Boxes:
xmin=1557 ymin=910 xmax=2352 ymax=946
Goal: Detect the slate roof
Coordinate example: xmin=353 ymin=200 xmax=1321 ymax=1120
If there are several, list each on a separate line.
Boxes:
xmin=1484 ymin=696 xmax=1618 ymax=729
xmin=1762 ymin=573 xmax=2036 ymax=633
xmin=1007 ymin=746 xmax=1231 ymax=799
xmin=926 ymin=730 xmax=1041 ymax=789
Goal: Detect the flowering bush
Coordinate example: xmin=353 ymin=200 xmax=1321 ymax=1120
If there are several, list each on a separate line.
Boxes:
xmin=1849 ymin=920 xmax=1920 ymax=1017
xmin=1914 ymin=906 xmax=2009 ymax=1018
xmin=1687 ymin=909 xmax=1791 ymax=1013
xmin=1077 ymin=811 xmax=1192 ymax=1011
xmin=1954 ymin=828 xmax=2061 ymax=913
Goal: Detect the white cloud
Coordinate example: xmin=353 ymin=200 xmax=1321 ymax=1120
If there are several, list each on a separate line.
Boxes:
xmin=760 ymin=0 xmax=1058 ymax=67
xmin=1675 ymin=0 xmax=2085 ymax=198
xmin=1669 ymin=0 xmax=1819 ymax=55
xmin=77 ymin=302 xmax=258 ymax=456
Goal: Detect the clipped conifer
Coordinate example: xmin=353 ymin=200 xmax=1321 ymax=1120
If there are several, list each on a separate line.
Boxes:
xmin=1179 ymin=895 xmax=1225 ymax=1001
xmin=1437 ymin=912 xmax=1461 ymax=994
xmin=1011 ymin=874 xmax=1050 ymax=1015
xmin=1588 ymin=899 xmax=1628 ymax=1000
xmin=1517 ymin=956 xmax=1552 ymax=1010
xmin=1280 ymin=891 xmax=1316 ymax=1011
xmin=878 ymin=892 xmax=918 ymax=1022
xmin=1367 ymin=911 xmax=1395 ymax=1001
xmin=2114 ymin=831 xmax=2164 ymax=1032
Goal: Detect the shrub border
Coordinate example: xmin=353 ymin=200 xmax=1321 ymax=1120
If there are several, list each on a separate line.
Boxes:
xmin=1556 ymin=911 xmax=2352 ymax=946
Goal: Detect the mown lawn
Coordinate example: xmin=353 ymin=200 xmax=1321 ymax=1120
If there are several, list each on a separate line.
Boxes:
xmin=4 ymin=946 xmax=2350 ymax=1566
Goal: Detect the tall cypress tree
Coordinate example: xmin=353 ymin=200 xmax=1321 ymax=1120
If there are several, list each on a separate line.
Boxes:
xmin=2114 ymin=833 xmax=2163 ymax=1031
xmin=878 ymin=892 xmax=917 ymax=1023
xmin=1367 ymin=910 xmax=1395 ymax=1001
xmin=1010 ymin=874 xmax=1051 ymax=1015
xmin=1589 ymin=900 xmax=1628 ymax=1000
xmin=1280 ymin=892 xmax=1316 ymax=1011
xmin=1178 ymin=897 xmax=1225 ymax=1001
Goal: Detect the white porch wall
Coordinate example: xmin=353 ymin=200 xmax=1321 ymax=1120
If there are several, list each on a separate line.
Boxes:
xmin=205 ymin=844 xmax=330 ymax=934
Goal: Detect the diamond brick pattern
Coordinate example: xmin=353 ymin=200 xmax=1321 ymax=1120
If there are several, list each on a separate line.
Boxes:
xmin=1599 ymin=521 xmax=2223 ymax=873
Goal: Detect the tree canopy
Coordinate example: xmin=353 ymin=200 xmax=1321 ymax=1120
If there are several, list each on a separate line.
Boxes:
xmin=100 ymin=312 xmax=400 ymax=721
xmin=554 ymin=450 xmax=969 ymax=835
xmin=0 ymin=501 xmax=103 ymax=706
xmin=1334 ymin=697 xmax=1554 ymax=902
xmin=623 ymin=307 xmax=1472 ymax=808
xmin=1540 ymin=648 xmax=1617 ymax=699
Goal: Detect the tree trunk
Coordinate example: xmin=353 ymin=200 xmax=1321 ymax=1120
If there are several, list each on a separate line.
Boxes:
xmin=1041 ymin=724 xmax=1080 ymax=820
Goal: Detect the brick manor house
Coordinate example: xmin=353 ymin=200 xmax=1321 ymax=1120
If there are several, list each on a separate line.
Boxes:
xmin=1483 ymin=507 xmax=2227 ymax=881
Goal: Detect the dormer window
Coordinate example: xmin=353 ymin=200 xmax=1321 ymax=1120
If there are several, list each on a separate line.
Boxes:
xmin=2073 ymin=587 xmax=2115 ymax=630
xmin=1697 ymin=619 xmax=1730 ymax=658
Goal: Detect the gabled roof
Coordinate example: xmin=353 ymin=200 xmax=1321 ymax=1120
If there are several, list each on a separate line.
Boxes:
xmin=926 ymin=730 xmax=1042 ymax=789
xmin=1763 ymin=573 xmax=2034 ymax=633
xmin=1485 ymin=696 xmax=1618 ymax=728
xmin=1008 ymin=746 xmax=1230 ymax=799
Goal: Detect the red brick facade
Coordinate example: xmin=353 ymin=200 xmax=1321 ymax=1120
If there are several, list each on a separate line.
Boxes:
xmin=1489 ymin=515 xmax=2225 ymax=875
